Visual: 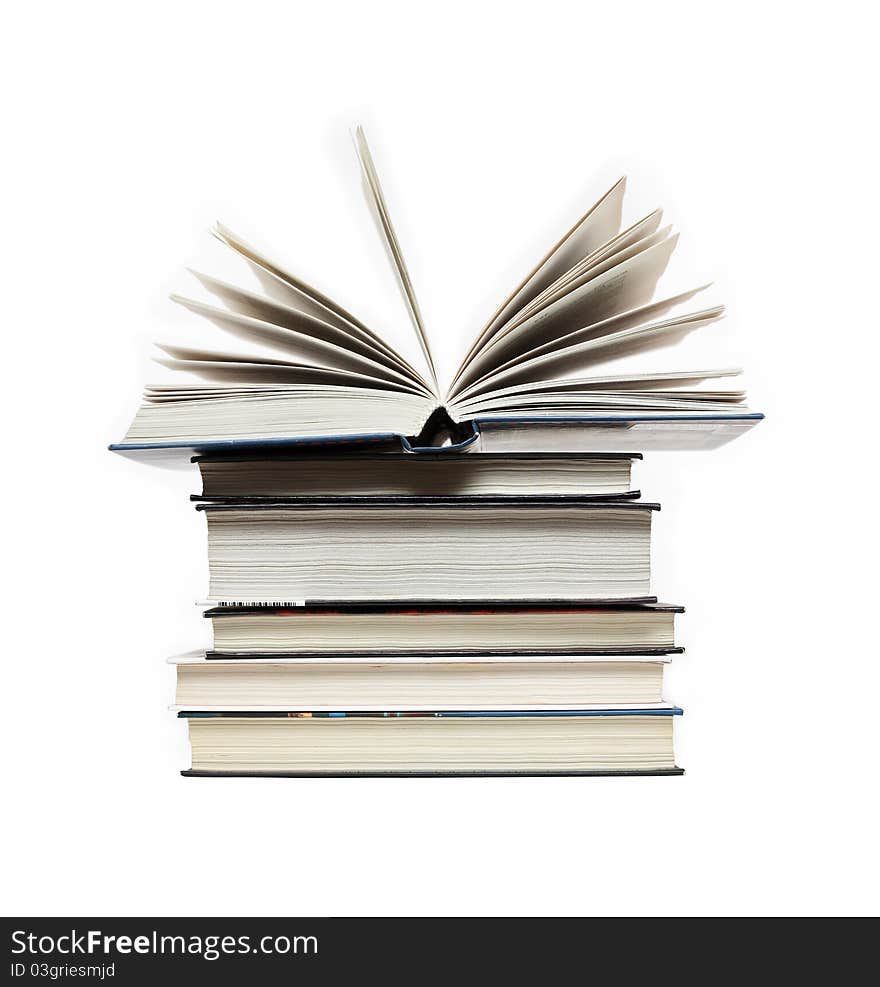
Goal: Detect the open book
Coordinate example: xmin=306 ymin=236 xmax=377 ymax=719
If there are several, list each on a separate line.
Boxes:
xmin=116 ymin=128 xmax=761 ymax=458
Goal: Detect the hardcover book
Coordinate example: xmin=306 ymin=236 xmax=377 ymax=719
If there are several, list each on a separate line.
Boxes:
xmin=172 ymin=650 xmax=671 ymax=708
xmin=204 ymin=602 xmax=683 ymax=656
xmin=198 ymin=500 xmax=660 ymax=602
xmin=194 ymin=452 xmax=642 ymax=499
xmin=110 ymin=129 xmax=761 ymax=464
xmin=179 ymin=707 xmax=684 ymax=777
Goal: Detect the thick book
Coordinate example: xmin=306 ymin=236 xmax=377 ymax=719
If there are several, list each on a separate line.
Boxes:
xmin=197 ymin=500 xmax=659 ymax=602
xmin=172 ymin=650 xmax=671 ymax=708
xmin=110 ymin=128 xmax=761 ymax=464
xmin=204 ymin=602 xmax=683 ymax=656
xmin=194 ymin=452 xmax=641 ymax=500
xmin=179 ymin=707 xmax=684 ymax=776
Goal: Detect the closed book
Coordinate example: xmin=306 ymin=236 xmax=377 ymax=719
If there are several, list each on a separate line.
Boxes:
xmin=179 ymin=708 xmax=683 ymax=776
xmin=198 ymin=500 xmax=659 ymax=602
xmin=172 ymin=651 xmax=671 ymax=708
xmin=204 ymin=602 xmax=682 ymax=656
xmin=194 ymin=451 xmax=641 ymax=500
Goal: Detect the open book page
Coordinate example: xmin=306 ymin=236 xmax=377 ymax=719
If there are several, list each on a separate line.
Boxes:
xmin=154 ymin=362 xmax=422 ymax=389
xmin=452 ymin=307 xmax=726 ymax=402
xmin=154 ymin=344 xmax=425 ymax=392
xmin=451 ymin=177 xmax=627 ymax=388
xmin=453 ymin=288 xmax=711 ymax=394
xmin=453 ymin=368 xmax=742 ymax=400
xmin=211 ymin=223 xmax=370 ymax=330
xmin=502 ymin=210 xmax=665 ymax=334
xmin=451 ymin=234 xmax=680 ymax=396
xmin=465 ymin=223 xmax=676 ymax=379
xmin=169 ymin=295 xmax=432 ymax=394
xmin=210 ymin=223 xmax=424 ymax=378
xmin=452 ymin=364 xmax=747 ymax=416
xmin=505 ymin=220 xmax=670 ymax=334
xmin=354 ymin=127 xmax=440 ymax=397
xmin=142 ymin=384 xmax=409 ymax=400
xmin=186 ymin=270 xmax=423 ymax=381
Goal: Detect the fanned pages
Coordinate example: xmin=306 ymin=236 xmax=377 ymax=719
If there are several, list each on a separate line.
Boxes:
xmin=116 ymin=128 xmax=760 ymax=452
xmin=168 ymin=295 xmax=427 ymax=393
xmin=210 ymin=223 xmax=419 ymax=370
xmin=154 ymin=344 xmax=422 ymax=392
xmin=454 ymin=287 xmax=712 ymax=390
xmin=186 ymin=270 xmax=424 ymax=382
xmin=451 ymin=233 xmax=680 ymax=394
xmin=452 ymin=176 xmax=627 ymax=384
xmin=453 ymin=307 xmax=727 ymax=402
xmin=354 ymin=126 xmax=439 ymax=397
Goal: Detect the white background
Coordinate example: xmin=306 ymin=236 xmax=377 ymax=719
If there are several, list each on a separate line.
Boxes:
xmin=3 ymin=1 xmax=878 ymax=917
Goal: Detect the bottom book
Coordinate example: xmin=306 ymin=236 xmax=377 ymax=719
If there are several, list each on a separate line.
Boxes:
xmin=179 ymin=708 xmax=683 ymax=777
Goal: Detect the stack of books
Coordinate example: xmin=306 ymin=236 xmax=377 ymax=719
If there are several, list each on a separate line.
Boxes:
xmin=112 ymin=129 xmax=761 ymax=777
xmin=176 ymin=451 xmax=683 ymax=775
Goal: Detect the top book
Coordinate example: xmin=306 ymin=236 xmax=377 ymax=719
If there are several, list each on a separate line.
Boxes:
xmin=113 ymin=128 xmax=762 ymax=461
